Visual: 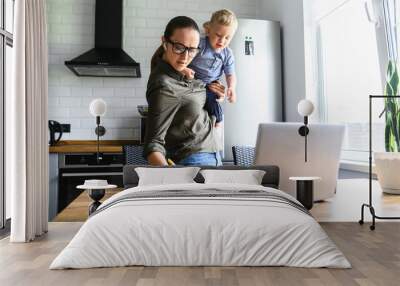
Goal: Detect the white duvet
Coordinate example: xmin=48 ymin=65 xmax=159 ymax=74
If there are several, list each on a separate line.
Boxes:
xmin=50 ymin=183 xmax=351 ymax=269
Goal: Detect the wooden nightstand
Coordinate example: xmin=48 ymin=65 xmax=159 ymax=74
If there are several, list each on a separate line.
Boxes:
xmin=289 ymin=177 xmax=321 ymax=210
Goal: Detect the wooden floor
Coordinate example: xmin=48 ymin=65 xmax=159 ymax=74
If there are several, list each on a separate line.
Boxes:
xmin=311 ymin=178 xmax=400 ymax=222
xmin=1 ymin=222 xmax=399 ymax=286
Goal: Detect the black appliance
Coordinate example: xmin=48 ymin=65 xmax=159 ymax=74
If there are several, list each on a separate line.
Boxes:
xmin=58 ymin=153 xmax=124 ymax=213
xmin=48 ymin=120 xmax=63 ymax=146
xmin=64 ymin=0 xmax=141 ymax=78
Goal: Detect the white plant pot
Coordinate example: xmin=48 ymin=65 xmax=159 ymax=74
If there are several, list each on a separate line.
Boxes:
xmin=374 ymin=152 xmax=400 ymax=194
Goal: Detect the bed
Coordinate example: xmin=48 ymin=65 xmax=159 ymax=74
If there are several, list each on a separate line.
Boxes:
xmin=50 ymin=165 xmax=350 ymax=269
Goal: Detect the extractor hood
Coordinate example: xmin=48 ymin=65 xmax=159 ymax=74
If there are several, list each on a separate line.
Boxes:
xmin=65 ymin=0 xmax=141 ymax=78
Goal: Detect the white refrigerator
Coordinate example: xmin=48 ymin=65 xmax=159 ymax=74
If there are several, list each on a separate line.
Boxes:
xmin=223 ymin=19 xmax=283 ymax=161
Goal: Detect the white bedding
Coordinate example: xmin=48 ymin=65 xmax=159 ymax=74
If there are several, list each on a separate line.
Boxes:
xmin=50 ymin=183 xmax=351 ymax=269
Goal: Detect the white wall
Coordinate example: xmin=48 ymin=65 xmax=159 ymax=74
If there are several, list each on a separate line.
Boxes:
xmin=47 ymin=0 xmax=260 ymax=140
xmin=257 ymin=0 xmax=306 ymax=122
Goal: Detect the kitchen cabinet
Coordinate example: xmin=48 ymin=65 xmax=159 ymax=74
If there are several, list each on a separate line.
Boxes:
xmin=48 ymin=140 xmax=138 ymax=221
xmin=58 ymin=152 xmax=124 ymax=213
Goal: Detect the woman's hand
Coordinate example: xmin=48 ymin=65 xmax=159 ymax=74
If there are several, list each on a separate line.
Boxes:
xmin=181 ymin=68 xmax=195 ymax=80
xmin=208 ymin=81 xmax=226 ymax=102
xmin=147 ymin=152 xmax=168 ymax=166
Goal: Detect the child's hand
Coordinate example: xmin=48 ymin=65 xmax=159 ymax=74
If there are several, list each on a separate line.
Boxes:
xmin=227 ymin=88 xmax=237 ymax=103
xmin=182 ymin=68 xmax=195 ymax=79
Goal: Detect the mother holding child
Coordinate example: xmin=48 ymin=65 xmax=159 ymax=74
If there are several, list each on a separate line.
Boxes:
xmin=144 ymin=10 xmax=238 ymax=167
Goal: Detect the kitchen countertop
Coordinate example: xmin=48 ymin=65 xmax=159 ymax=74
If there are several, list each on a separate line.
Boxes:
xmin=49 ymin=140 xmax=140 ymax=153
xmin=53 ymin=188 xmax=123 ymax=222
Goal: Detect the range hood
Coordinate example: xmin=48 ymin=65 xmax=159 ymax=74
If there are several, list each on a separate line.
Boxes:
xmin=65 ymin=0 xmax=141 ymax=78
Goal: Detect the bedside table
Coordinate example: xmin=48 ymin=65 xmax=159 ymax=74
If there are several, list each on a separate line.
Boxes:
xmin=289 ymin=177 xmax=321 ymax=210
xmin=77 ymin=181 xmax=117 ymax=215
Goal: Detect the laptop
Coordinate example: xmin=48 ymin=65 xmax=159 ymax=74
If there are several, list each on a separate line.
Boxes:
xmin=254 ymin=122 xmax=345 ymax=200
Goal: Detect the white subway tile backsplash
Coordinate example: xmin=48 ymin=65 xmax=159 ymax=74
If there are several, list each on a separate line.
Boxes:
xmin=71 ymin=87 xmax=93 ymax=97
xmin=48 ymin=0 xmax=258 ymax=139
xmin=147 ymin=0 xmax=167 ymax=9
xmin=81 ymin=78 xmax=103 ymax=88
xmin=49 ymin=108 xmax=70 ymax=118
xmin=48 ymin=34 xmax=62 ymax=44
xmin=107 ymin=108 xmax=138 ymax=118
xmin=105 ymin=128 xmax=138 ymax=139
xmin=167 ymin=0 xmax=184 ymax=10
xmin=156 ymin=9 xmax=181 ymax=19
xmin=48 ymin=14 xmax=63 ymax=24
xmin=61 ymin=129 xmax=95 ymax=140
xmin=145 ymin=19 xmax=167 ymax=29
xmin=48 ymin=97 xmax=59 ymax=107
xmin=135 ymin=28 xmax=163 ymax=38
xmin=69 ymin=107 xmax=91 ymax=118
xmin=145 ymin=38 xmax=161 ymax=48
xmin=134 ymin=87 xmax=147 ymax=99
xmin=125 ymin=18 xmax=146 ymax=28
xmin=125 ymin=97 xmax=147 ymax=108
xmin=59 ymin=97 xmax=82 ymax=107
xmin=49 ymin=43 xmax=70 ymax=55
xmin=66 ymin=119 xmax=82 ymax=130
xmin=103 ymin=78 xmax=127 ymax=88
xmin=60 ymin=74 xmax=83 ymax=86
xmin=61 ymin=14 xmax=95 ymax=25
xmin=80 ymin=118 xmax=96 ymax=129
xmin=101 ymin=97 xmax=127 ymax=108
xmin=61 ymin=34 xmax=93 ymax=45
xmin=102 ymin=118 xmax=137 ymax=128
xmin=124 ymin=38 xmax=147 ymax=48
xmin=134 ymin=8 xmax=159 ymax=18
xmin=126 ymin=0 xmax=146 ymax=8
xmin=49 ymin=86 xmax=71 ymax=97
xmin=93 ymin=87 xmax=114 ymax=98
xmin=124 ymin=7 xmax=136 ymax=17
xmin=81 ymin=97 xmax=94 ymax=107
xmin=72 ymin=4 xmax=95 ymax=15
xmin=49 ymin=55 xmax=61 ymax=64
xmin=115 ymin=88 xmax=135 ymax=97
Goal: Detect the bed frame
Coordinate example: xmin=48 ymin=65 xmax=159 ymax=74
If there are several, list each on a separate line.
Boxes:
xmin=123 ymin=165 xmax=280 ymax=189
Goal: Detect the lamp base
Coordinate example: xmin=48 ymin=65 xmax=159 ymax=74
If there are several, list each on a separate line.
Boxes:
xmin=298 ymin=126 xmax=309 ymax=136
xmin=95 ymin=126 xmax=106 ymax=136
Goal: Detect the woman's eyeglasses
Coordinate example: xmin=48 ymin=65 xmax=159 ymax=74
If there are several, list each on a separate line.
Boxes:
xmin=165 ymin=39 xmax=200 ymax=58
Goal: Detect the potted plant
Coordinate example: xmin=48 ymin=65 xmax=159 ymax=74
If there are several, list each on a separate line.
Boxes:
xmin=374 ymin=60 xmax=400 ymax=194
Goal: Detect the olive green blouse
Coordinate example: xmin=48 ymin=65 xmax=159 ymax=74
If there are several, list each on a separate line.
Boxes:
xmin=144 ymin=60 xmax=218 ymax=162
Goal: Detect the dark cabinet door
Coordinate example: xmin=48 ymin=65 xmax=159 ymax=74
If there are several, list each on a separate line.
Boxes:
xmin=58 ymin=167 xmax=123 ymax=213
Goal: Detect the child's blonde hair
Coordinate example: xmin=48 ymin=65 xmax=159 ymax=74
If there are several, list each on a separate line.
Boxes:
xmin=203 ymin=9 xmax=238 ymax=31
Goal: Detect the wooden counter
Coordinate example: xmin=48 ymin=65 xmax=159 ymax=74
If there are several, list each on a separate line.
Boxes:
xmin=49 ymin=140 xmax=140 ymax=153
xmin=53 ymin=188 xmax=123 ymax=222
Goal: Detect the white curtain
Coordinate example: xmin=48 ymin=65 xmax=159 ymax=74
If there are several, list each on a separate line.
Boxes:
xmin=8 ymin=0 xmax=49 ymax=242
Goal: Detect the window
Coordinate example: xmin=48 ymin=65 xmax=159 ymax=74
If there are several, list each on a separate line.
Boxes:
xmin=1 ymin=0 xmax=14 ymax=230
xmin=317 ymin=0 xmax=385 ymax=162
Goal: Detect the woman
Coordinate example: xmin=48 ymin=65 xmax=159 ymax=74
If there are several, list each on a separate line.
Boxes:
xmin=144 ymin=16 xmax=225 ymax=166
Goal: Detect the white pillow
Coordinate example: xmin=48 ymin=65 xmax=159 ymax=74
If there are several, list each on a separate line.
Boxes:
xmin=135 ymin=167 xmax=200 ymax=186
xmin=200 ymin=169 xmax=266 ymax=185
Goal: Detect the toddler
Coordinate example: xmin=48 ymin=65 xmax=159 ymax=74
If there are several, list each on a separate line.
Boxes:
xmin=184 ymin=9 xmax=238 ymax=127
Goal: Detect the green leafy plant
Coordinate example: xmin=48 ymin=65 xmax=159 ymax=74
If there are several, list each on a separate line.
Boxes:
xmin=384 ymin=60 xmax=400 ymax=152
